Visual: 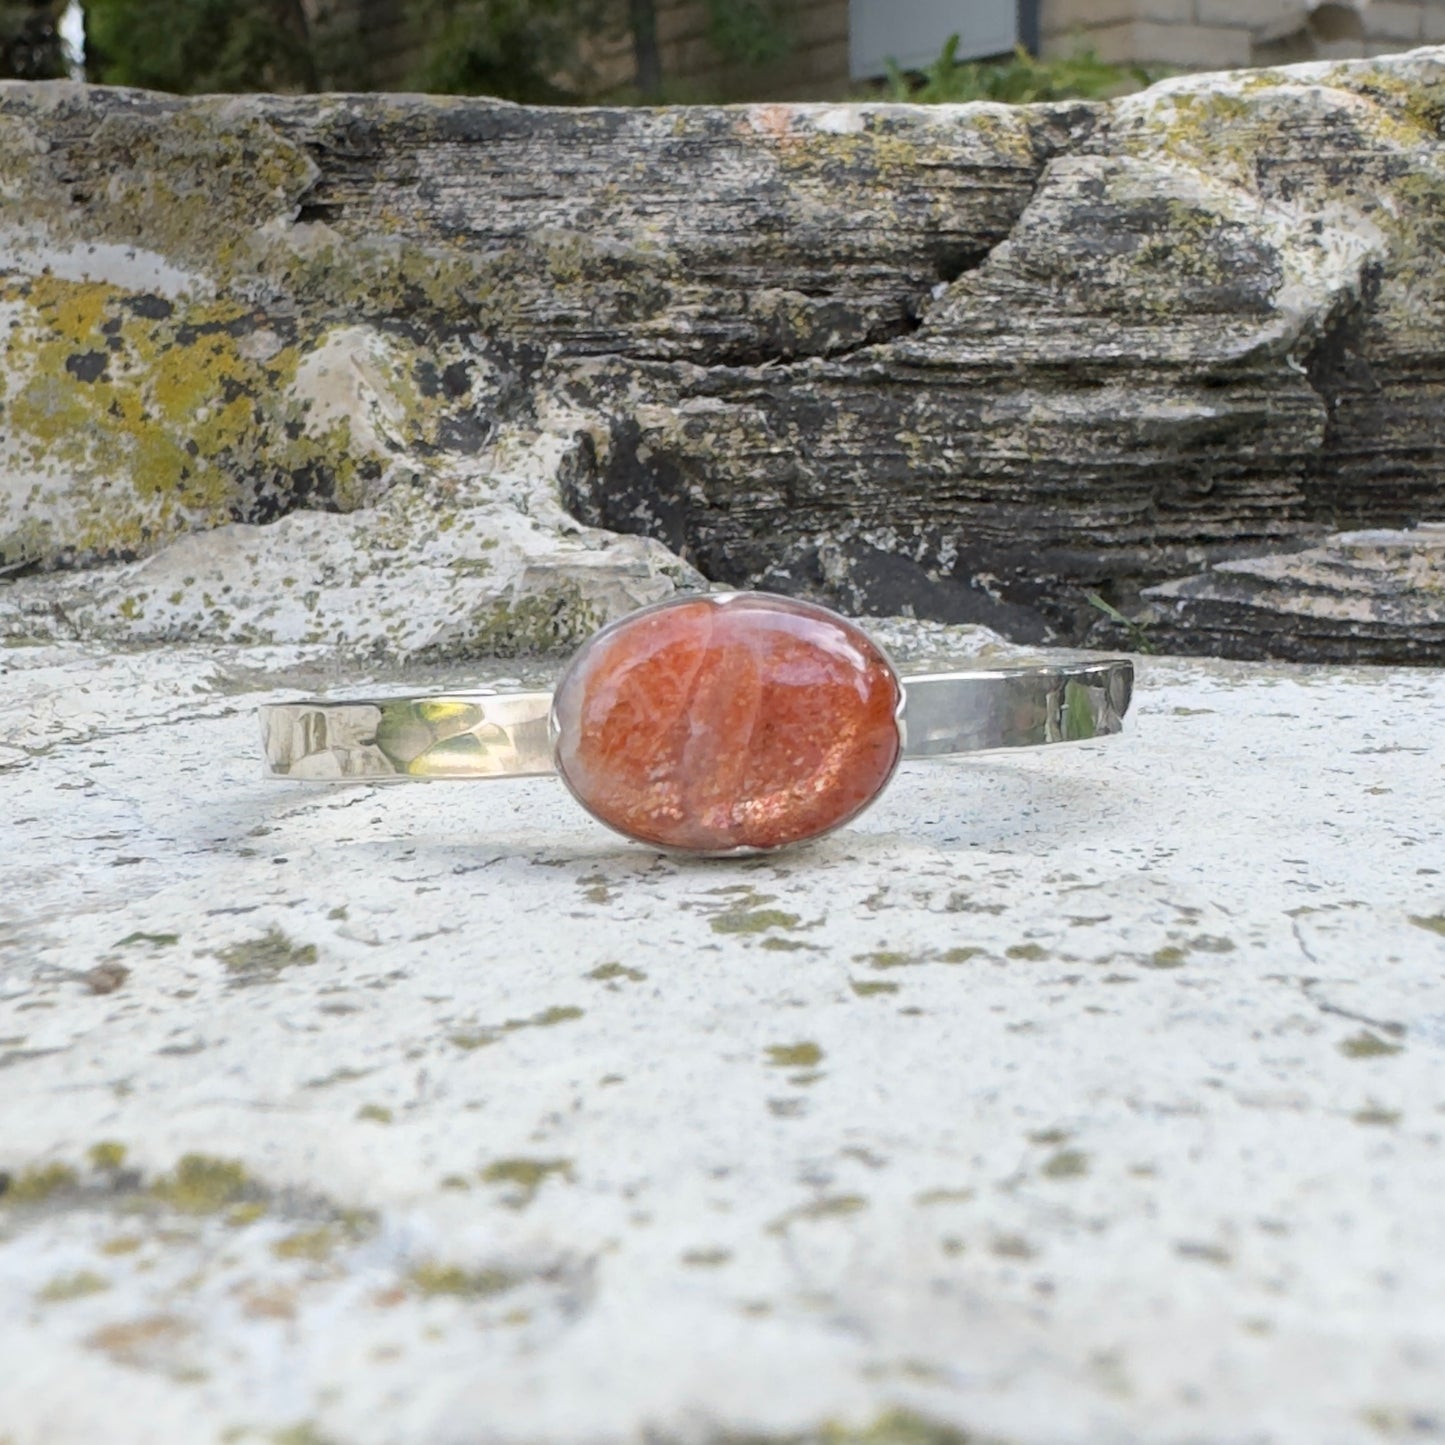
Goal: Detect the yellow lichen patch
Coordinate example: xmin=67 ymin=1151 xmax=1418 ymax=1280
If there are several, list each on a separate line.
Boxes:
xmin=415 ymin=588 xmax=606 ymax=660
xmin=272 ymin=1226 xmax=340 ymax=1262
xmin=1127 ymin=67 xmax=1444 ymax=204
xmin=408 ymin=1261 xmax=521 ymax=1299
xmin=914 ymin=1187 xmax=974 ymax=1206
xmin=252 ymin=230 xmax=525 ymax=332
xmin=1130 ymin=89 xmax=1273 ymax=190
xmin=586 ymin=962 xmax=646 ymax=983
xmin=149 ymin=1155 xmax=254 ymax=1214
xmin=1323 ymin=66 xmax=1445 ymax=147
xmin=37 ymin=1270 xmax=111 ymax=1303
xmin=680 ymin=1248 xmax=732 ymax=1268
xmin=67 ymin=106 xmax=316 ymax=276
xmin=1373 ymin=167 xmax=1445 ymax=321
xmin=1340 ymin=1031 xmax=1404 ymax=1059
xmin=479 ymin=1158 xmax=574 ymax=1210
xmin=765 ymin=1042 xmax=824 ymax=1069
xmin=88 ymin=1141 xmax=128 ymax=1170
xmin=990 ymin=1233 xmax=1037 ymax=1259
xmin=2 ymin=1161 xmax=79 ymax=1204
xmin=851 ymin=979 xmax=900 ymax=997
xmin=217 ymin=929 xmax=319 ymax=984
xmin=269 ymin=1422 xmax=338 ymax=1445
xmin=711 ymin=907 xmax=801 ymax=935
xmin=1041 ymin=1149 xmax=1090 ymax=1180
xmin=236 ymin=1284 xmax=299 ymax=1321
xmin=766 ymin=1195 xmax=868 ymax=1235
xmin=827 ymin=1406 xmax=987 ymax=1443
xmin=0 ymin=277 xmax=393 ymax=569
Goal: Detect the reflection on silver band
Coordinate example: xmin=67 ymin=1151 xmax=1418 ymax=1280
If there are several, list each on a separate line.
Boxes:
xmin=259 ymin=659 xmax=1133 ymax=782
xmin=899 ymin=660 xmax=1133 ymax=757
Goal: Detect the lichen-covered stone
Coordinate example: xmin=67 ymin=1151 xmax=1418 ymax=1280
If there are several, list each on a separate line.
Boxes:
xmin=0 ymin=59 xmax=1443 ymax=659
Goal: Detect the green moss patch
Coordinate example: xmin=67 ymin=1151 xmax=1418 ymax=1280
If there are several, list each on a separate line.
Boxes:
xmin=1 ymin=1161 xmax=79 ymax=1205
xmin=37 ymin=1270 xmax=110 ymax=1303
xmin=1340 ymin=1031 xmax=1405 ymax=1059
xmin=765 ymin=1042 xmax=823 ymax=1069
xmin=767 ymin=1195 xmax=868 ymax=1235
xmin=711 ymin=907 xmax=801 ymax=935
xmin=149 ymin=1155 xmax=256 ymax=1214
xmin=217 ymin=929 xmax=319 ymax=985
xmin=479 ymin=1157 xmax=574 ymax=1210
xmin=409 ymin=1261 xmax=521 ymax=1299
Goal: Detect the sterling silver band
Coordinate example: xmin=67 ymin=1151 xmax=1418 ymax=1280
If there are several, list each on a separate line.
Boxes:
xmin=259 ymin=659 xmax=1134 ymax=782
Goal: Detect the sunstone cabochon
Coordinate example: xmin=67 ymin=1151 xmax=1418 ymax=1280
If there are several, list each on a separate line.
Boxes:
xmin=552 ymin=594 xmax=903 ymax=852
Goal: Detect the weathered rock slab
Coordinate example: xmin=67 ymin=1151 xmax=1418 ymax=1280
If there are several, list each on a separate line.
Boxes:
xmin=3 ymin=54 xmax=1445 ymax=661
xmin=2 ymin=630 xmax=1443 ymax=1444
xmin=1129 ymin=524 xmax=1445 ymax=660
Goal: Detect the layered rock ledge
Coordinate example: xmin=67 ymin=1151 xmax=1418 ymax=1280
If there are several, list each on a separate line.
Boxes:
xmin=2 ymin=52 xmax=1444 ymax=660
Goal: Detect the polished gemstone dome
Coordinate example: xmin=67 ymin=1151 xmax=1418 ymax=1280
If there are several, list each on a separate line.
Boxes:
xmin=552 ymin=593 xmax=902 ymax=852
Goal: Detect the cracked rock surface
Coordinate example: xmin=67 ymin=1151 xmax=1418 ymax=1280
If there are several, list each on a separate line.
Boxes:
xmin=2 ymin=629 xmax=1443 ymax=1444
xmin=2 ymin=53 xmax=1445 ymax=660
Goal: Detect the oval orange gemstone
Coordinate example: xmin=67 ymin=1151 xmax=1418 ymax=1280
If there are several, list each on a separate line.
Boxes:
xmin=552 ymin=593 xmax=902 ymax=852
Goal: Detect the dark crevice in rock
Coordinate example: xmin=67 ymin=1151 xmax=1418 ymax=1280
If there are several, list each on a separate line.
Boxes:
xmin=242 ymin=461 xmax=346 ymax=526
xmin=800 ymin=544 xmax=1057 ymax=642
xmin=558 ymin=400 xmax=1076 ymax=642
xmin=931 ymin=241 xmax=994 ymax=285
xmin=0 ymin=555 xmax=45 ymax=582
xmin=673 ymin=306 xmax=929 ymax=370
xmin=559 ymin=422 xmax=693 ymax=560
xmin=1297 ymin=262 xmax=1429 ymax=530
xmin=294 ymin=200 xmax=345 ymax=225
xmin=1301 ymin=264 xmax=1382 ymax=419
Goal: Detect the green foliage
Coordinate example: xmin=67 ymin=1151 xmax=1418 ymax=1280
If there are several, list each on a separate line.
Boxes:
xmin=35 ymin=2 xmax=1160 ymax=106
xmin=407 ymin=0 xmax=611 ymax=101
xmin=1085 ymin=590 xmax=1154 ymax=653
xmin=84 ymin=0 xmax=320 ymax=92
xmin=77 ymin=0 xmax=615 ymax=102
xmin=0 ymin=0 xmax=66 ymax=79
xmin=705 ymin=0 xmax=791 ymax=68
xmin=885 ymin=33 xmax=1157 ymax=104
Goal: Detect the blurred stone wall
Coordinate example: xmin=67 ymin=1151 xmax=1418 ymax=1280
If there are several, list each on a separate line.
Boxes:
xmin=1041 ymin=0 xmax=1445 ymax=69
xmin=310 ymin=0 xmax=1445 ymax=102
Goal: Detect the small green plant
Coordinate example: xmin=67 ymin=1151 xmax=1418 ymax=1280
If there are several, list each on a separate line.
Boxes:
xmin=885 ymin=33 xmax=1158 ymax=105
xmin=407 ymin=0 xmax=610 ymax=101
xmin=82 ymin=0 xmax=600 ymax=97
xmin=705 ymin=0 xmax=791 ymax=68
xmin=1086 ymin=590 xmax=1155 ymax=653
xmin=84 ymin=0 xmax=323 ymax=92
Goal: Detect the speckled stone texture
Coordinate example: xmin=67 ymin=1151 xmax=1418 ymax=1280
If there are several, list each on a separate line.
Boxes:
xmin=2 ymin=627 xmax=1442 ymax=1445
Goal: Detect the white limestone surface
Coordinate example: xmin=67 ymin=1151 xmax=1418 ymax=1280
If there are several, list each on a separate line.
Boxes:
xmin=0 ymin=632 xmax=1442 ymax=1445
